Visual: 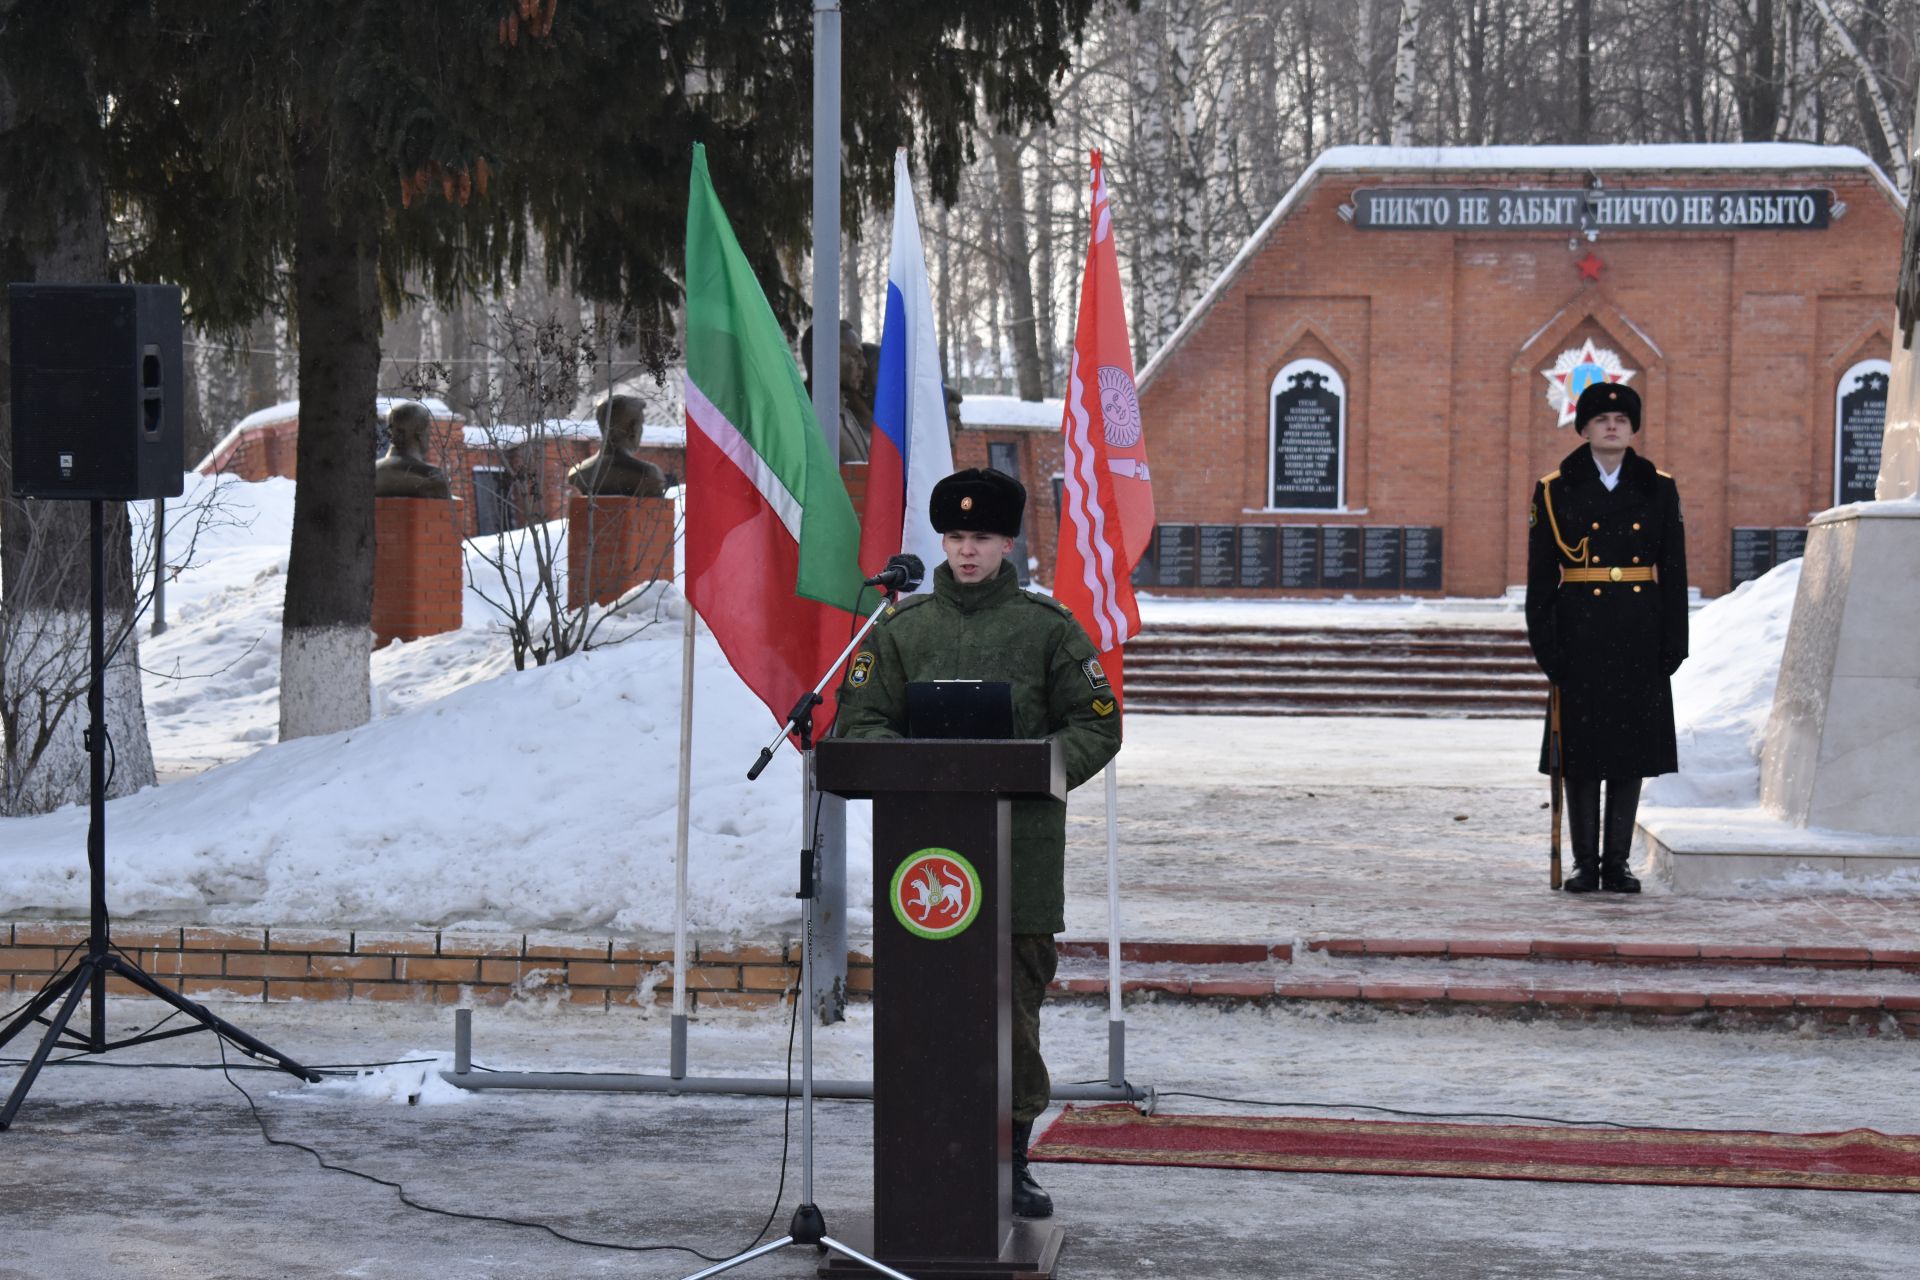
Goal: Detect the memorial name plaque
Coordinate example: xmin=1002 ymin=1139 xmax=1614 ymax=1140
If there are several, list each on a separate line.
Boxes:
xmin=1834 ymin=360 xmax=1890 ymax=506
xmin=1402 ymin=526 xmax=1444 ymax=592
xmin=1198 ymin=524 xmax=1238 ymax=590
xmin=1730 ymin=527 xmax=1775 ymax=587
xmin=1279 ymin=525 xmax=1320 ymax=590
xmin=1156 ymin=524 xmax=1198 ymax=589
xmin=1362 ymin=526 xmax=1404 ymax=590
xmin=1237 ymin=525 xmax=1278 ymax=589
xmin=1270 ymin=359 xmax=1344 ymax=510
xmin=1772 ymin=526 xmax=1809 ymax=565
xmin=1320 ymin=525 xmax=1361 ymax=589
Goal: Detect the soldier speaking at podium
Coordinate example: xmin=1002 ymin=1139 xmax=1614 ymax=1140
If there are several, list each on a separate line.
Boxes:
xmin=1526 ymin=381 xmax=1689 ymax=894
xmin=836 ymin=466 xmax=1122 ymax=1218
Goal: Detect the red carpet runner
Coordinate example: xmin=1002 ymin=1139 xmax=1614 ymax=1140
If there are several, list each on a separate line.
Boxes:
xmin=1030 ymin=1105 xmax=1920 ymax=1193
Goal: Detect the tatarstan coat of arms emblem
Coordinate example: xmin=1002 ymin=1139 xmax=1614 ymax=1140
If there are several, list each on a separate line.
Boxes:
xmin=889 ymin=849 xmax=981 ymax=941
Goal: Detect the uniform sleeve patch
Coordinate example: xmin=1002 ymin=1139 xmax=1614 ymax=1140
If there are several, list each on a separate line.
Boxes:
xmin=1092 ymin=697 xmax=1116 ymax=717
xmin=1082 ymin=657 xmax=1110 ymax=691
xmin=1529 ymin=501 xmax=1538 ymax=529
xmin=849 ymin=652 xmax=876 ymax=688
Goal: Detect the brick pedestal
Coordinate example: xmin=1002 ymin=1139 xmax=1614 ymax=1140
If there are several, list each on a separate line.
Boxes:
xmin=372 ymin=497 xmax=464 ymax=648
xmin=840 ymin=460 xmax=869 ymax=518
xmin=566 ymin=495 xmax=675 ymax=609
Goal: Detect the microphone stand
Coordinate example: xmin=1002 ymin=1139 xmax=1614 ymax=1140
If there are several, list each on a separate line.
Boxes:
xmin=693 ymin=580 xmax=917 ymax=1280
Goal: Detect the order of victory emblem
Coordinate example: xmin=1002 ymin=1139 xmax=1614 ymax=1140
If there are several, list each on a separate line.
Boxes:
xmin=889 ymin=849 xmax=982 ymax=941
xmin=1542 ymin=339 xmax=1634 ymax=428
xmin=1097 ymin=365 xmax=1143 ymax=447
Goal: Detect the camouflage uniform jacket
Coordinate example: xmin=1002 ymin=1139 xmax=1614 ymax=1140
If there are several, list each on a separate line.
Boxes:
xmin=834 ymin=561 xmax=1122 ymax=934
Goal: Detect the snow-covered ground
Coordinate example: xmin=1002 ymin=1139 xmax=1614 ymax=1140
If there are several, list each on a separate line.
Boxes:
xmin=3 ymin=999 xmax=1915 ymax=1279
xmin=0 ymin=474 xmax=1896 ymax=946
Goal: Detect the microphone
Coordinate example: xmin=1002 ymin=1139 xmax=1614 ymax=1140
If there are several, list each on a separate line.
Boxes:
xmin=863 ymin=553 xmax=925 ymax=593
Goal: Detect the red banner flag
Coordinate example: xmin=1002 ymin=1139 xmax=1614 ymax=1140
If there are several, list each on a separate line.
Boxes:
xmin=1053 ymin=151 xmax=1152 ymax=706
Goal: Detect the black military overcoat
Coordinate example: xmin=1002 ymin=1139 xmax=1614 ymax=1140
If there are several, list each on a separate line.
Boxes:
xmin=1525 ymin=443 xmax=1688 ymax=779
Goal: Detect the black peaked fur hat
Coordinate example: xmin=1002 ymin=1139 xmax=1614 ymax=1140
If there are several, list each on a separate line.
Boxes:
xmin=930 ymin=467 xmax=1026 ymax=537
xmin=1574 ymin=380 xmax=1641 ymax=433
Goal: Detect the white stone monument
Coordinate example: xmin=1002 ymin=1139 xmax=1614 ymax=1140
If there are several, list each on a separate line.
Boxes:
xmin=1642 ymin=111 xmax=1920 ymax=890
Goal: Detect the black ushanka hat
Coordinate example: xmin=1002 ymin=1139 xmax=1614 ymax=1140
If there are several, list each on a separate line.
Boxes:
xmin=930 ymin=467 xmax=1025 ymax=537
xmin=1575 ymin=381 xmax=1641 ymax=433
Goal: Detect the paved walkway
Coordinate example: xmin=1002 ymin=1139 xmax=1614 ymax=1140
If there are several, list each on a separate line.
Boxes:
xmin=1063 ymin=716 xmax=1918 ymax=951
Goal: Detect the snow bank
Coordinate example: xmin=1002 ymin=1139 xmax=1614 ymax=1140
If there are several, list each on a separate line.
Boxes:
xmin=1 ymin=473 xmax=865 ymax=939
xmin=1645 ymin=558 xmax=1801 ymax=808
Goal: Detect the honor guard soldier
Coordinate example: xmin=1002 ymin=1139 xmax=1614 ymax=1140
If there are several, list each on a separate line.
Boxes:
xmin=1526 ymin=382 xmax=1689 ymax=893
xmin=836 ymin=466 xmax=1122 ymax=1219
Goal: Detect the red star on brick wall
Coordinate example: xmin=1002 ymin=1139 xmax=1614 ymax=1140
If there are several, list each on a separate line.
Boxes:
xmin=1576 ymin=251 xmax=1605 ymax=282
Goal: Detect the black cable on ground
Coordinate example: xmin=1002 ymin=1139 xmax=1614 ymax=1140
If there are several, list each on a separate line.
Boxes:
xmin=201 ymin=986 xmax=805 ymax=1265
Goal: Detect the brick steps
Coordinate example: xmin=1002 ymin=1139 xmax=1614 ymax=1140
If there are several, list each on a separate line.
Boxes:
xmin=1124 ymin=623 xmax=1545 ymax=718
xmin=1049 ymin=936 xmax=1920 ymax=1037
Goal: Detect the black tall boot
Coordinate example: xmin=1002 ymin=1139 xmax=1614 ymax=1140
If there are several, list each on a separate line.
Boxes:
xmin=1011 ymin=1120 xmax=1053 ymax=1218
xmin=1562 ymin=777 xmax=1602 ymax=893
xmin=1601 ymin=777 xmax=1643 ymax=894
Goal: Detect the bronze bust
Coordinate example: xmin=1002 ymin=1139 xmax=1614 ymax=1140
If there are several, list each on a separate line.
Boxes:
xmin=567 ymin=395 xmax=667 ymax=498
xmin=800 ymin=318 xmax=876 ymax=463
xmin=374 ymin=400 xmax=453 ymax=499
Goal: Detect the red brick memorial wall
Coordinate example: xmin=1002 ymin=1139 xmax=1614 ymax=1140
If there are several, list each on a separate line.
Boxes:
xmin=1135 ymin=148 xmax=1904 ymax=597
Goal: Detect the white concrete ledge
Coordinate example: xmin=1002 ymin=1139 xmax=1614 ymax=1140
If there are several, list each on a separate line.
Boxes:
xmin=1640 ymin=805 xmax=1920 ymax=892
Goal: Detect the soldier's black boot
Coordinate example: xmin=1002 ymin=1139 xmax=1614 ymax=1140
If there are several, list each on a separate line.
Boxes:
xmin=1562 ymin=777 xmax=1602 ymax=893
xmin=1012 ymin=1120 xmax=1053 ymax=1218
xmin=1601 ymin=777 xmax=1643 ymax=894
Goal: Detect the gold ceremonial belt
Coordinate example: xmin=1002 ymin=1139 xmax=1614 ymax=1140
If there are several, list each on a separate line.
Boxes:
xmin=1562 ymin=566 xmax=1655 ymax=584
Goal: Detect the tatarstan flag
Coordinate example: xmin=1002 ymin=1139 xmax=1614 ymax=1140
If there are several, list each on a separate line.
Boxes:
xmin=683 ymin=144 xmax=865 ymax=731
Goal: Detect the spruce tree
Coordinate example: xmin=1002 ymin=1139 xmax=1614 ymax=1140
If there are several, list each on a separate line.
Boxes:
xmin=5 ymin=0 xmax=1106 ymax=744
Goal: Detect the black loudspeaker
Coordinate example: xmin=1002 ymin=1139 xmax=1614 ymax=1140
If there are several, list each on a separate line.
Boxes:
xmin=8 ymin=283 xmax=186 ymax=500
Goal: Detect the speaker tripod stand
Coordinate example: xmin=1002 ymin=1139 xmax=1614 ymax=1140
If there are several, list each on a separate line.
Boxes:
xmin=0 ymin=499 xmax=318 ymax=1131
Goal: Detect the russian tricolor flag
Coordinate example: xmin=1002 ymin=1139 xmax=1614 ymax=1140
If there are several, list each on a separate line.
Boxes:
xmin=861 ymin=150 xmax=953 ymax=584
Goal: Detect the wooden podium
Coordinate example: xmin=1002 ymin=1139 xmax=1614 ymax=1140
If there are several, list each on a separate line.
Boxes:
xmin=813 ymin=738 xmax=1067 ymax=1280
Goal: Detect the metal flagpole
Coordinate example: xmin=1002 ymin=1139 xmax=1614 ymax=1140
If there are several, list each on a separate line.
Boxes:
xmin=807 ymin=0 xmax=849 ymax=1027
xmin=672 ymin=570 xmax=695 ymax=1077
xmin=1102 ymin=759 xmax=1124 ymax=1086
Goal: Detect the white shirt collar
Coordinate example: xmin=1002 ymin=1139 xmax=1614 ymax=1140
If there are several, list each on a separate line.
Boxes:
xmin=1595 ymin=456 xmax=1623 ymax=491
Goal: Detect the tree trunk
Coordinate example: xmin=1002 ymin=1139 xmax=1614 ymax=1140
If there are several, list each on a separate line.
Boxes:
xmin=0 ymin=58 xmax=156 ymax=814
xmin=1734 ymin=0 xmax=1781 ymax=141
xmin=279 ymin=138 xmax=380 ymax=741
xmin=1783 ymin=0 xmax=1822 ymax=140
xmin=1809 ymin=0 xmax=1909 ymax=191
xmin=1465 ymin=0 xmax=1488 ymax=145
xmin=443 ymin=296 xmax=475 ymax=419
xmin=1033 ymin=125 xmax=1058 ymax=396
xmin=988 ymin=132 xmax=1045 ymax=401
xmin=1388 ymin=0 xmax=1425 ymax=147
xmin=246 ymin=310 xmax=280 ymax=413
xmin=1572 ymin=0 xmax=1592 ymax=143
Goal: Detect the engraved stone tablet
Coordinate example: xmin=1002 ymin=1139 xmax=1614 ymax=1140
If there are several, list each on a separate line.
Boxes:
xmin=1362 ymin=526 xmax=1403 ymax=590
xmin=1197 ymin=525 xmax=1237 ymax=590
xmin=1279 ymin=525 xmax=1321 ymax=589
xmin=1730 ymin=527 xmax=1775 ymax=586
xmin=1402 ymin=526 xmax=1444 ymax=592
xmin=1834 ymin=360 xmax=1891 ymax=506
xmin=1269 ymin=359 xmax=1345 ymax=510
xmin=1237 ymin=525 xmax=1278 ymax=589
xmin=1320 ymin=525 xmax=1361 ymax=589
xmin=1156 ymin=524 xmax=1198 ymax=588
